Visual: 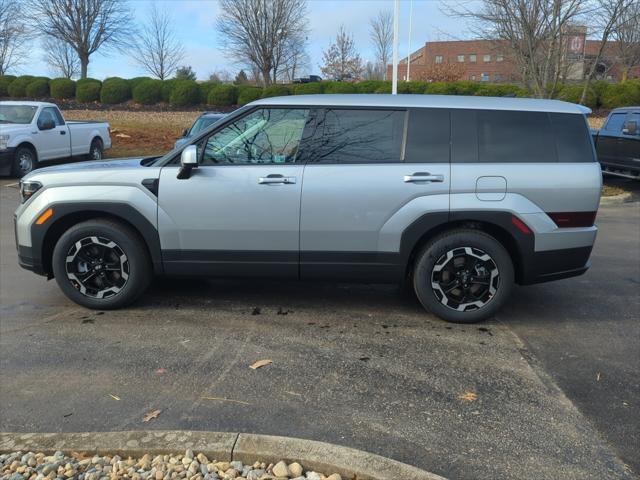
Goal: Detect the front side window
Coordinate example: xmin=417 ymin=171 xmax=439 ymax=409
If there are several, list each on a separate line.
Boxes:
xmin=41 ymin=107 xmax=64 ymax=126
xmin=605 ymin=113 xmax=627 ymax=132
xmin=308 ymin=109 xmax=405 ymax=164
xmin=200 ymin=108 xmax=309 ymax=165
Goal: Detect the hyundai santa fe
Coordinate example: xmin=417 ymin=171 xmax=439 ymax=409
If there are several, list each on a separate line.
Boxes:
xmin=14 ymin=94 xmax=601 ymax=323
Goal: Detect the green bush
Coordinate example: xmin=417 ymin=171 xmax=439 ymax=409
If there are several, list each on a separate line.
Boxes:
xmin=600 ymin=80 xmax=640 ymax=109
xmin=128 ymin=76 xmax=152 ymax=93
xmin=355 ymin=80 xmax=387 ymax=93
xmin=293 ymin=82 xmax=324 ymax=95
xmin=207 ymin=84 xmax=238 ymax=106
xmin=424 ymin=82 xmax=458 ymax=95
xmin=75 ymin=79 xmax=102 ymax=102
xmin=0 ymin=75 xmax=17 ymax=96
xmin=132 ymin=79 xmax=163 ymax=105
xmin=169 ymin=80 xmax=201 ymax=106
xmin=474 ymin=83 xmax=527 ymax=97
xmin=100 ymin=77 xmax=131 ymax=104
xmin=324 ymin=82 xmax=356 ymax=94
xmin=237 ymin=86 xmax=263 ymax=105
xmin=399 ymin=81 xmax=428 ymax=94
xmin=262 ymin=84 xmax=291 ymax=98
xmin=557 ymin=84 xmax=598 ymax=109
xmin=198 ymin=81 xmax=219 ymax=104
xmin=7 ymin=76 xmax=35 ymax=97
xmin=50 ymin=78 xmax=76 ymax=99
xmin=161 ymin=79 xmax=177 ymax=102
xmin=25 ymin=79 xmax=50 ymax=98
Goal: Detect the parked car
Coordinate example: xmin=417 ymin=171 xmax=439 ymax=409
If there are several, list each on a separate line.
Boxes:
xmin=174 ymin=112 xmax=226 ymax=149
xmin=0 ymin=101 xmax=112 ymax=178
xmin=14 ymin=94 xmax=601 ymax=323
xmin=293 ymin=75 xmax=322 ymax=83
xmin=591 ymin=106 xmax=640 ymax=179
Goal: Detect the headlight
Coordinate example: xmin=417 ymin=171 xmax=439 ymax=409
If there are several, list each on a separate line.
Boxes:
xmin=19 ymin=180 xmax=42 ymax=203
xmin=0 ymin=135 xmax=9 ymax=150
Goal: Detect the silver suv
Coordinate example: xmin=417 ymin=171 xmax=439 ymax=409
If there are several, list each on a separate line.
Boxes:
xmin=14 ymin=95 xmax=601 ymax=323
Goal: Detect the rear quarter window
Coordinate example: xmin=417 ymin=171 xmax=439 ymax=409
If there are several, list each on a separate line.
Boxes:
xmin=550 ymin=113 xmax=595 ymax=162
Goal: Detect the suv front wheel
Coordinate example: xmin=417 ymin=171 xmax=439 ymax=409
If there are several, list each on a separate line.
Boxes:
xmin=52 ymin=219 xmax=152 ymax=309
xmin=413 ymin=229 xmax=514 ymax=323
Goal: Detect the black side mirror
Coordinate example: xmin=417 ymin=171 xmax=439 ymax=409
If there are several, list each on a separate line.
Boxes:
xmin=182 ymin=128 xmax=189 ymax=137
xmin=38 ymin=119 xmax=55 ymax=130
xmin=622 ymin=120 xmax=637 ymax=135
xmin=177 ymin=145 xmax=198 ymax=179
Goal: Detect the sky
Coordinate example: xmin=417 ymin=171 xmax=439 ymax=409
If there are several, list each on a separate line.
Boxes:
xmin=21 ymin=0 xmax=473 ymax=81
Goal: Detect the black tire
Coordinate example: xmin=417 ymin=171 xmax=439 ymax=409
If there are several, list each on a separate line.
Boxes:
xmin=12 ymin=145 xmax=38 ymax=178
xmin=413 ymin=229 xmax=514 ymax=323
xmin=88 ymin=138 xmax=103 ymax=161
xmin=51 ymin=219 xmax=152 ymax=309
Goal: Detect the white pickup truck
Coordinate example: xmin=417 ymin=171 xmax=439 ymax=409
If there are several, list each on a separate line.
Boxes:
xmin=0 ymin=101 xmax=112 ymax=177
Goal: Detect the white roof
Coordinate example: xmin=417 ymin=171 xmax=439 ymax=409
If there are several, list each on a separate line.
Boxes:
xmin=0 ymin=100 xmax=55 ymax=107
xmin=252 ymin=94 xmax=591 ymax=114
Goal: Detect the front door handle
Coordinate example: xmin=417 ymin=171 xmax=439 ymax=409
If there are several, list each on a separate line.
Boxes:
xmin=404 ymin=172 xmax=445 ymax=183
xmin=258 ymin=174 xmax=296 ymax=185
xmin=60 ymin=130 xmax=66 ymax=135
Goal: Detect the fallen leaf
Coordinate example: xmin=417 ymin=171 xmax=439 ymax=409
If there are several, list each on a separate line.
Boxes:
xmin=143 ymin=409 xmax=161 ymax=422
xmin=285 ymin=391 xmax=302 ymax=397
xmin=250 ymin=359 xmax=272 ymax=370
xmin=156 ymin=368 xmax=167 ymax=374
xmin=201 ymin=396 xmax=251 ymax=405
xmin=458 ymin=391 xmax=477 ymax=403
xmin=596 ymin=372 xmax=601 ymax=381
xmin=109 ymin=394 xmax=121 ymax=401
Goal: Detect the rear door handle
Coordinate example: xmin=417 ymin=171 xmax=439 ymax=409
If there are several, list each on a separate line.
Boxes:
xmin=60 ymin=130 xmax=66 ymax=135
xmin=404 ymin=172 xmax=445 ymax=183
xmin=258 ymin=175 xmax=296 ymax=185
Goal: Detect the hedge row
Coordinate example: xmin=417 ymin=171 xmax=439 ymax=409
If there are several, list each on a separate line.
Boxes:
xmin=1 ymin=75 xmax=639 ymax=109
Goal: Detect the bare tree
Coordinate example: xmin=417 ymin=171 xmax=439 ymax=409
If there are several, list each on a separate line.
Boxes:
xmin=0 ymin=0 xmax=30 ymax=75
xmin=321 ymin=25 xmax=364 ymax=81
xmin=277 ymin=34 xmax=309 ymax=82
xmin=613 ymin=0 xmax=640 ymax=82
xmin=216 ymin=0 xmax=309 ymax=87
xmin=580 ymin=0 xmax=636 ymax=104
xmin=454 ymin=0 xmax=586 ymax=98
xmin=27 ymin=0 xmax=134 ymax=79
xmin=369 ymin=10 xmax=393 ymax=80
xmin=43 ymin=37 xmax=80 ymax=78
xmin=131 ymin=4 xmax=184 ymax=80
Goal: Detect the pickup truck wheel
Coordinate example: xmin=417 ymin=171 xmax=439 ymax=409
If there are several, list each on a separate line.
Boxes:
xmin=89 ymin=138 xmax=103 ymax=160
xmin=413 ymin=229 xmax=514 ymax=323
xmin=51 ymin=219 xmax=152 ymax=309
xmin=12 ymin=146 xmax=37 ymax=178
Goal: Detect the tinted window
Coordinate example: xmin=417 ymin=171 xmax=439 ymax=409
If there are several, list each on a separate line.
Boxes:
xmin=200 ymin=108 xmax=309 ymax=165
xmin=605 ymin=113 xmax=627 ymax=132
xmin=625 ymin=113 xmax=640 ymax=136
xmin=309 ymin=109 xmax=405 ymax=164
xmin=40 ymin=107 xmax=64 ymax=126
xmin=550 ymin=113 xmax=595 ymax=162
xmin=405 ymin=108 xmax=450 ymax=163
xmin=451 ymin=109 xmax=478 ymax=163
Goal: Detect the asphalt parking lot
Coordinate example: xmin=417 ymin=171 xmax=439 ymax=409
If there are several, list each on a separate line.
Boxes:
xmin=0 ymin=177 xmax=638 ymax=480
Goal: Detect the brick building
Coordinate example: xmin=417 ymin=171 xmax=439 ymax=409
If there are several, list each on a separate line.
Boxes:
xmin=388 ymin=38 xmax=639 ymax=83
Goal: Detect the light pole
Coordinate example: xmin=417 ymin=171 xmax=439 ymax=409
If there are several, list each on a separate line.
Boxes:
xmin=407 ymin=0 xmax=413 ymax=82
xmin=392 ymin=0 xmax=400 ymax=94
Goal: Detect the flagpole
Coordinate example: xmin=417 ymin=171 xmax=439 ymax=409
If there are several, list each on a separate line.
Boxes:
xmin=407 ymin=0 xmax=413 ymax=82
xmin=392 ymin=0 xmax=400 ymax=94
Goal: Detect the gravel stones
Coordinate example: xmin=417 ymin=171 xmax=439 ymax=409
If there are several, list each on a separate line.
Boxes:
xmin=0 ymin=452 xmax=345 ymax=480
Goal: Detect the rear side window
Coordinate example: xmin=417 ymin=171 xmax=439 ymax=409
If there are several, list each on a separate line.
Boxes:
xmin=308 ymin=109 xmax=405 ymax=164
xmin=550 ymin=113 xmax=595 ymax=162
xmin=605 ymin=113 xmax=627 ymax=132
xmin=405 ymin=108 xmax=450 ymax=163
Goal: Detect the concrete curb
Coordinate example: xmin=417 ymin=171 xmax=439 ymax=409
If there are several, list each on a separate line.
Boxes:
xmin=600 ymin=191 xmax=634 ymax=205
xmin=0 ymin=431 xmax=446 ymax=480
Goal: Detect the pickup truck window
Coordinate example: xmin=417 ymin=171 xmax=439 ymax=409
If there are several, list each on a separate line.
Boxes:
xmin=605 ymin=113 xmax=627 ymax=132
xmin=0 ymin=105 xmax=37 ymax=124
xmin=39 ymin=107 xmax=64 ymax=127
xmin=626 ymin=113 xmax=639 ymax=135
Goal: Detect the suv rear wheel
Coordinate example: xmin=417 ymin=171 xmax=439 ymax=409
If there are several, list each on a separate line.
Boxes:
xmin=413 ymin=229 xmax=514 ymax=323
xmin=52 ymin=219 xmax=151 ymax=309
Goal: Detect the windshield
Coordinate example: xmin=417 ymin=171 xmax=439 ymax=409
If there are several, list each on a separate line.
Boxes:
xmin=0 ymin=105 xmax=38 ymax=124
xmin=189 ymin=116 xmax=222 ymax=136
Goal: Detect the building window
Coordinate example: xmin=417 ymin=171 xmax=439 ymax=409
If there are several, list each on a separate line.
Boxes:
xmin=435 ymin=55 xmax=443 ymax=64
xmin=481 ymin=73 xmax=489 ymax=82
xmin=457 ymin=54 xmax=465 ymax=63
xmin=494 ymin=74 xmax=502 ymax=82
xmin=483 ymin=54 xmax=491 ymax=62
xmin=470 ymin=54 xmax=477 ymax=63
xmin=497 ymin=54 xmax=504 ymax=62
xmin=470 ymin=75 xmax=476 ymax=80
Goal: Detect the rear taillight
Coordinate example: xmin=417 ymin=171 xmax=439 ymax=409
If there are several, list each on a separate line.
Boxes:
xmin=548 ymin=211 xmax=597 ymax=228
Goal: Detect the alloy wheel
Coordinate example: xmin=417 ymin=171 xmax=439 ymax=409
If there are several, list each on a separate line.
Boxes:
xmin=18 ymin=151 xmax=33 ymax=175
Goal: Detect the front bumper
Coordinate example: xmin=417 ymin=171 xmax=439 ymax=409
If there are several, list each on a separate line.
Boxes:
xmin=17 ymin=245 xmax=47 ymax=276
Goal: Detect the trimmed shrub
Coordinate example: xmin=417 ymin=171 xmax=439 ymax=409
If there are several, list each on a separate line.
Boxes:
xmin=293 ymin=82 xmax=324 ymax=95
xmin=323 ymin=82 xmax=356 ymax=94
xmin=474 ymin=83 xmax=527 ymax=97
xmin=169 ymin=80 xmax=201 ymax=106
xmin=207 ymin=84 xmax=238 ymax=106
xmin=262 ymin=84 xmax=291 ymax=98
xmin=161 ymin=79 xmax=178 ymax=102
xmin=133 ymin=79 xmax=163 ymax=105
xmin=101 ymin=77 xmax=131 ymax=104
xmin=424 ymin=82 xmax=457 ymax=95
xmin=75 ymin=79 xmax=102 ymax=102
xmin=398 ymin=81 xmax=427 ymax=94
xmin=557 ymin=84 xmax=598 ymax=109
xmin=355 ymin=80 xmax=387 ymax=93
xmin=128 ymin=76 xmax=152 ymax=93
xmin=50 ymin=78 xmax=76 ymax=99
xmin=237 ymin=86 xmax=263 ymax=105
xmin=7 ymin=76 xmax=35 ymax=97
xmin=198 ymin=81 xmax=219 ymax=104
xmin=600 ymin=80 xmax=640 ymax=109
xmin=26 ymin=79 xmax=49 ymax=98
xmin=0 ymin=75 xmax=17 ymax=96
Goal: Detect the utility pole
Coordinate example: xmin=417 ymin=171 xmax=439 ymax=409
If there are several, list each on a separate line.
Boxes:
xmin=407 ymin=0 xmax=413 ymax=82
xmin=392 ymin=0 xmax=400 ymax=94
